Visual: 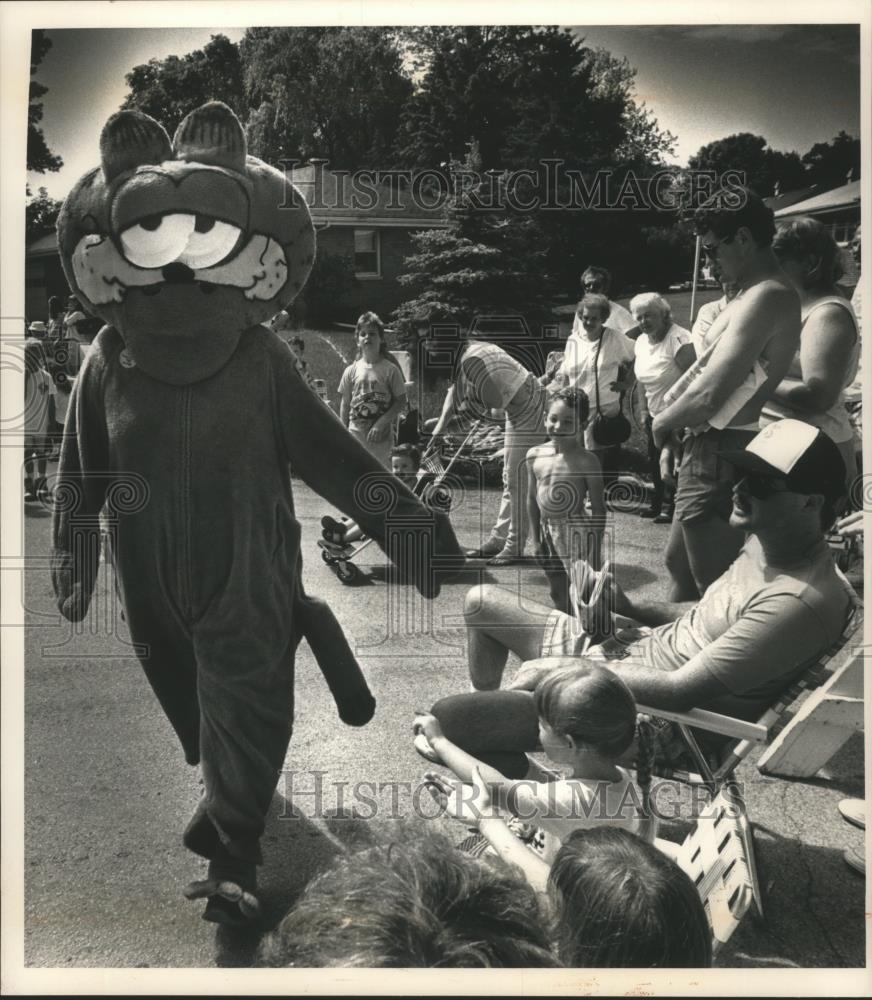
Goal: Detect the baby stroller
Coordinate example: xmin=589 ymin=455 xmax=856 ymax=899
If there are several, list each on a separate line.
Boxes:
xmin=317 ymin=421 xmax=480 ymax=585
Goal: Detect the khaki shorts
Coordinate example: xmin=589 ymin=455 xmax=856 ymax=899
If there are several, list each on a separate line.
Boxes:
xmin=540 ymin=610 xmax=652 ymax=659
xmin=674 ymin=428 xmax=757 ymax=525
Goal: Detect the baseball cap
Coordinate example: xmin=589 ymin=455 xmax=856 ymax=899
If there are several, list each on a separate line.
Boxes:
xmin=723 ymin=419 xmax=847 ymax=506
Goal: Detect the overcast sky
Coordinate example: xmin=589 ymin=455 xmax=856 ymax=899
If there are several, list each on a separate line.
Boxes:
xmin=26 ymin=23 xmax=861 ymax=200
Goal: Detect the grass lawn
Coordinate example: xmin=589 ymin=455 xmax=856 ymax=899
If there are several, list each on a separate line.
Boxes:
xmin=291 ymin=286 xmax=725 ymax=479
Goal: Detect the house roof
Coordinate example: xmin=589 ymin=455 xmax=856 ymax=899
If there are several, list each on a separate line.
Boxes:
xmin=763 ymin=186 xmax=819 ymax=213
xmin=774 ymin=179 xmax=861 ymax=219
xmin=26 ymin=231 xmax=61 ymax=257
xmin=289 ymin=163 xmax=449 ymax=228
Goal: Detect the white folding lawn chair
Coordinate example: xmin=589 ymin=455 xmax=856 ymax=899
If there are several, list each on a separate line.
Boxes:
xmin=656 ymin=786 xmax=755 ymax=958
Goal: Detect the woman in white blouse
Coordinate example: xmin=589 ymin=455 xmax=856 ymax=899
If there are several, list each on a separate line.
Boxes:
xmin=630 ymin=293 xmax=695 ymax=522
xmin=551 ymin=294 xmax=636 ymax=492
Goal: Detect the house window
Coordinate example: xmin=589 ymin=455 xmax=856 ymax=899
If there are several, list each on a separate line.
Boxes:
xmin=354 ymin=228 xmax=380 ymax=278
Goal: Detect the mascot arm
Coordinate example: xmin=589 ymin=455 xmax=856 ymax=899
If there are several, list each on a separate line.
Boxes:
xmin=274 ymin=353 xmax=464 ymax=598
xmin=51 ymin=347 xmax=112 ymax=622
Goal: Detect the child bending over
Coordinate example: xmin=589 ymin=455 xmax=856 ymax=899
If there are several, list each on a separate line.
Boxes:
xmin=527 ymin=388 xmax=605 ymax=613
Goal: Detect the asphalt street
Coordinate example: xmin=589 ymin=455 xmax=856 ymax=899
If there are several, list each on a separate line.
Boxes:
xmin=19 ymin=474 xmax=866 ymax=969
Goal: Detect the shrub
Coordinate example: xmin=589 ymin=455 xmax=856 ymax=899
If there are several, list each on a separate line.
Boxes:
xmin=300 ymin=252 xmax=358 ymax=326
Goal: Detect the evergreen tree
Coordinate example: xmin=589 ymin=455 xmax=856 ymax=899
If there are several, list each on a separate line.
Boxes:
xmin=392 ymin=144 xmax=556 ymax=344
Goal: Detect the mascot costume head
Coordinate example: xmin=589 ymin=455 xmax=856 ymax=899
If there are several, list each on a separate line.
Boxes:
xmin=57 ymin=101 xmax=314 ymax=384
xmin=51 ymin=102 xmax=462 ymax=927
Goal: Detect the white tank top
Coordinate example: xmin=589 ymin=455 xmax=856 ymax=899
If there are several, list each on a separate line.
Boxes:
xmin=761 ymin=296 xmax=860 ymax=443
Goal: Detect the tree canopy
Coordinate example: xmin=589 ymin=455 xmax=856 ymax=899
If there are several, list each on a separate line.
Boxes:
xmin=26 ymin=186 xmax=63 ymax=244
xmin=687 ymin=132 xmax=806 ymax=197
xmin=122 ymin=34 xmax=244 ymax=137
xmin=392 ymin=28 xmax=674 ymax=172
xmin=28 ymin=30 xmax=62 ymax=174
xmin=240 ymin=27 xmax=412 ymax=169
xmin=802 ymin=131 xmax=861 ymax=189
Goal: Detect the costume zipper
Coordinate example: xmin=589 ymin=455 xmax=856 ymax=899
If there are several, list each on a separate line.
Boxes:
xmin=179 ymin=386 xmax=193 ymax=620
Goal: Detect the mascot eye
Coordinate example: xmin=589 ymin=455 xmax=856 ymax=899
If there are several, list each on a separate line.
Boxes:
xmin=120 ymin=213 xmax=196 ymax=269
xmin=178 ymin=217 xmax=242 ymax=269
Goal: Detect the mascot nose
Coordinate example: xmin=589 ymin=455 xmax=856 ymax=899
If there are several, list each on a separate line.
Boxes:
xmin=162 ymin=262 xmax=196 ymax=284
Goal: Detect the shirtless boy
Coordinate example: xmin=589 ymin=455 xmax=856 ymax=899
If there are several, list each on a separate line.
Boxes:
xmin=527 ymin=388 xmax=605 ymax=613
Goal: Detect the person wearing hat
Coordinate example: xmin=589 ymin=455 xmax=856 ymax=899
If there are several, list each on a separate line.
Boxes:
xmin=425 ymin=419 xmax=857 ymax=773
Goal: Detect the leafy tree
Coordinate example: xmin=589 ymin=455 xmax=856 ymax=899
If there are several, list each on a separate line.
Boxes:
xmin=122 ymin=34 xmax=244 ymax=136
xmin=240 ymin=28 xmax=412 ymax=170
xmin=28 ymin=30 xmax=62 ymax=174
xmin=688 ymin=132 xmax=805 ymax=197
xmin=393 ymin=28 xmax=672 ymax=172
xmin=584 ymin=48 xmax=676 ymax=168
xmin=26 ymin=186 xmax=63 ymax=243
xmin=802 ymin=131 xmax=861 ymax=189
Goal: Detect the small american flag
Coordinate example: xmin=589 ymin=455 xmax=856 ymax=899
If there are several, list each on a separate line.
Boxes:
xmin=419 ymin=449 xmax=446 ymax=480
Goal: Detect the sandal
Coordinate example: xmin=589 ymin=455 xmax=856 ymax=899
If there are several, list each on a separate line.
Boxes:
xmin=184 ymin=878 xmax=262 ymax=926
xmin=487 ymin=551 xmax=521 ymax=566
xmin=321 ymin=515 xmax=348 ymax=545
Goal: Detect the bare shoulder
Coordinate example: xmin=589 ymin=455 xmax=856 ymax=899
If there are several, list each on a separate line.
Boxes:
xmin=526 ymin=442 xmax=550 ymax=461
xmin=574 ymin=448 xmax=603 ymax=472
xmin=741 ymin=274 xmax=798 ymax=310
xmin=733 ymin=276 xmax=800 ymax=335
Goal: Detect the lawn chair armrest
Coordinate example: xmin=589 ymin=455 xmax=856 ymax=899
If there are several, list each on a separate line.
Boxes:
xmin=636 ymin=704 xmax=769 ymax=744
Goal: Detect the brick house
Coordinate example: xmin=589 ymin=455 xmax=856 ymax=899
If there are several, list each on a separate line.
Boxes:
xmin=24 ymin=163 xmax=450 ymax=325
xmin=289 ymin=161 xmax=449 ymax=320
xmin=24 ymin=231 xmax=70 ymax=323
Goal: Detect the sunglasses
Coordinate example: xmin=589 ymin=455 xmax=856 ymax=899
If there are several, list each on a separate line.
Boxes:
xmin=738 ymin=474 xmax=791 ymax=500
xmin=701 ymin=235 xmax=735 ymax=259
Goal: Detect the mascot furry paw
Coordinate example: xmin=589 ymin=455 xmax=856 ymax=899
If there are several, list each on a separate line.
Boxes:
xmin=52 ymin=102 xmax=463 ymax=922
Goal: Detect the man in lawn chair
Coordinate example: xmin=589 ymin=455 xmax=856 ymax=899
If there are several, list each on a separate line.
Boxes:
xmin=428 ymin=419 xmax=855 ymax=775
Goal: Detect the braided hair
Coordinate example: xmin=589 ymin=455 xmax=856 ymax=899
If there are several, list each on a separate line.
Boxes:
xmin=633 ymin=717 xmax=657 ymax=843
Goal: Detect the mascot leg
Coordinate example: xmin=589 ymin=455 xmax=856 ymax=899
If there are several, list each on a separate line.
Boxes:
xmin=182 ymin=630 xmax=297 ymax=924
xmin=126 ymin=605 xmax=201 ymax=765
xmin=138 ymin=642 xmax=201 ymax=766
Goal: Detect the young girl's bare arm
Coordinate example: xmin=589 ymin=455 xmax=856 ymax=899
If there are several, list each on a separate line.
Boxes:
xmin=479 ymin=817 xmax=551 ymax=894
xmin=582 ymin=454 xmax=606 ymax=570
xmin=425 ymin=769 xmax=551 ymax=895
xmin=414 ymin=713 xmax=533 ymax=806
xmin=338 ymin=372 xmax=352 ymax=427
xmin=526 ymin=450 xmax=542 ymax=549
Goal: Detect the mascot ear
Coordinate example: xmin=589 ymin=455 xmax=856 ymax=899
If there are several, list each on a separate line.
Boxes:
xmin=173 ymin=102 xmax=247 ymax=174
xmin=100 ymin=110 xmax=173 ymax=182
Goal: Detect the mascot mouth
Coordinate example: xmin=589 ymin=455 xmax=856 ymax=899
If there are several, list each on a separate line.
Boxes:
xmin=142 ymin=279 xmax=219 ymax=296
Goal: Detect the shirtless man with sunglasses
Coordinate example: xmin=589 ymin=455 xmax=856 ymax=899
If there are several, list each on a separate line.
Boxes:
xmin=651 ymin=186 xmax=801 ymax=601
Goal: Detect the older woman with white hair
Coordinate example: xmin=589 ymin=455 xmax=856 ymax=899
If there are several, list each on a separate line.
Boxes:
xmin=630 ymin=293 xmax=695 ymax=522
